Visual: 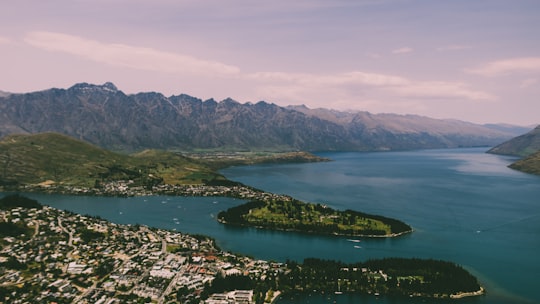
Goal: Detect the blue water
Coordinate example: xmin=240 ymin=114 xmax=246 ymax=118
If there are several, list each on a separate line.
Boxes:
xmin=9 ymin=148 xmax=540 ymax=303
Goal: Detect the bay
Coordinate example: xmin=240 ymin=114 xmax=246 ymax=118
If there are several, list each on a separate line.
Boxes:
xmin=10 ymin=148 xmax=540 ymax=304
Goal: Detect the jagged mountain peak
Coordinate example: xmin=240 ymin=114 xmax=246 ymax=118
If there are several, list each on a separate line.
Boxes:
xmin=252 ymin=101 xmax=282 ymax=111
xmin=222 ymin=97 xmax=239 ymax=104
xmin=68 ymin=82 xmax=119 ymax=92
xmin=0 ymin=82 xmax=522 ymax=152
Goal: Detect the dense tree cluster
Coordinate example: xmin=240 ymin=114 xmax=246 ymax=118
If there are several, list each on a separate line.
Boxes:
xmin=198 ymin=257 xmax=481 ymax=301
xmin=0 ymin=194 xmax=42 ymax=210
xmin=217 ymin=200 xmax=265 ymax=224
xmin=277 ymin=258 xmax=481 ymax=297
xmin=363 ymin=258 xmax=481 ymax=294
xmin=78 ymin=228 xmax=106 ymax=243
xmin=204 ymin=274 xmax=256 ymax=294
xmin=0 ymin=222 xmax=31 ymax=238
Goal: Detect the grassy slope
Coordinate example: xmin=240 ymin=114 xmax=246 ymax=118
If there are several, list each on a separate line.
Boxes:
xmin=0 ymin=133 xmax=222 ymax=187
xmin=509 ymin=150 xmax=540 ymax=175
xmin=488 ymin=126 xmax=540 ymax=157
xmin=0 ymin=133 xmax=328 ymax=188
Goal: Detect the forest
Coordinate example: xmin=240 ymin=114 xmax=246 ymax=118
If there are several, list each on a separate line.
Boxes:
xmin=0 ymin=194 xmax=42 ymax=210
xmin=199 ymin=257 xmax=482 ymax=303
xmin=279 ymin=257 xmax=482 ymax=296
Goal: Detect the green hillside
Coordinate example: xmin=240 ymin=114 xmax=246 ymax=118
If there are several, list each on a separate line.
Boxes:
xmin=488 ymin=125 xmax=540 ymax=157
xmin=509 ymin=151 xmax=540 ymax=175
xmin=0 ymin=133 xmax=223 ymax=188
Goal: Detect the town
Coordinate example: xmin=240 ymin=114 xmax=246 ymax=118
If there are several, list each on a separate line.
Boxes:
xmin=0 ymin=186 xmax=484 ymax=303
xmin=0 ymin=197 xmax=286 ymax=304
xmin=20 ymin=180 xmax=293 ymax=204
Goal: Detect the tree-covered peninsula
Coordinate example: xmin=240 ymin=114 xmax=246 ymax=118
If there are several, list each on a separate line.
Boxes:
xmin=217 ymin=198 xmax=412 ymax=237
xmin=277 ymin=257 xmax=483 ymax=299
xmin=204 ymin=257 xmax=484 ymax=301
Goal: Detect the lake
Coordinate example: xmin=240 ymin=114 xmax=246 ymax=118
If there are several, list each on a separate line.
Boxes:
xmin=12 ymin=148 xmax=540 ymax=303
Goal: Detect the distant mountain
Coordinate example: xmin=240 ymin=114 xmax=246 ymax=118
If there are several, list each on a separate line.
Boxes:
xmin=287 ymin=105 xmax=522 ymax=150
xmin=482 ymin=123 xmax=531 ymax=136
xmin=0 ymin=82 xmax=522 ymax=152
xmin=0 ymin=90 xmax=10 ymax=98
xmin=487 ymin=125 xmax=540 ymax=157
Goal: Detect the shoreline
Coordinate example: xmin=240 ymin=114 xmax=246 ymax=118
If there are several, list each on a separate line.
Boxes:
xmin=3 ymin=182 xmax=414 ymax=240
xmin=217 ymin=218 xmax=413 ymax=238
xmin=268 ymin=287 xmax=485 ymax=303
xmin=0 ymin=193 xmax=484 ymax=302
xmin=450 ymin=287 xmax=485 ymax=299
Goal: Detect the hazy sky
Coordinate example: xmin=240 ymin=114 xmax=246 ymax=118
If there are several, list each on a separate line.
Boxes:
xmin=1 ymin=0 xmax=539 ymax=125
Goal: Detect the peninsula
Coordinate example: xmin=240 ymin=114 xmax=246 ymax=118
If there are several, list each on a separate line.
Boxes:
xmin=217 ymin=199 xmax=412 ymax=237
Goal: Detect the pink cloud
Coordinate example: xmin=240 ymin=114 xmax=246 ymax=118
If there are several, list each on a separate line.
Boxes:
xmin=466 ymin=57 xmax=540 ymax=77
xmin=392 ymin=47 xmax=413 ymax=54
xmin=24 ymin=31 xmax=241 ymax=76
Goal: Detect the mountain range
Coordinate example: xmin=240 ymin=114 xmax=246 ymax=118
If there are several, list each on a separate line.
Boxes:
xmin=0 ymin=82 xmax=530 ymax=152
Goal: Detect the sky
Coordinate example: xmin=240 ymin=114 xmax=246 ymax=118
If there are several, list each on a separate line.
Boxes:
xmin=1 ymin=0 xmax=539 ymax=125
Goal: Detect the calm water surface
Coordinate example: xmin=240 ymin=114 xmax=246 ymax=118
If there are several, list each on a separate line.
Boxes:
xmin=12 ymin=148 xmax=540 ymax=304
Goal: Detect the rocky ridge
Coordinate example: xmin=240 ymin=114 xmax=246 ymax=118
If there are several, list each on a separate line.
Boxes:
xmin=0 ymin=82 xmax=524 ymax=152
